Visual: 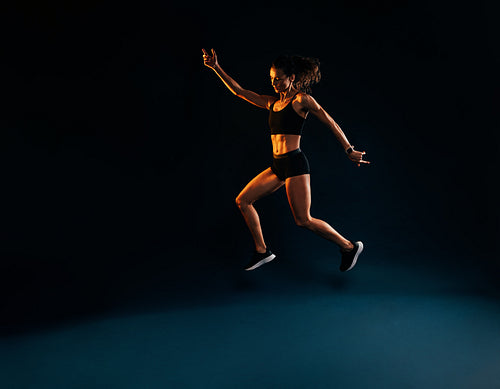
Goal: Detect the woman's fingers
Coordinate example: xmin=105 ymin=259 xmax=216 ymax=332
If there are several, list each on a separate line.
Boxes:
xmin=349 ymin=150 xmax=370 ymax=165
xmin=202 ymin=48 xmax=216 ymax=59
xmin=202 ymin=48 xmax=218 ymax=69
xmin=202 ymin=48 xmax=216 ymax=68
xmin=202 ymin=49 xmax=212 ymax=62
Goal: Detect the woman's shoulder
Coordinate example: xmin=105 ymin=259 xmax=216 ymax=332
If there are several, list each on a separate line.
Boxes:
xmin=295 ymin=92 xmax=312 ymax=101
xmin=295 ymin=92 xmax=314 ymax=105
xmin=295 ymin=93 xmax=320 ymax=111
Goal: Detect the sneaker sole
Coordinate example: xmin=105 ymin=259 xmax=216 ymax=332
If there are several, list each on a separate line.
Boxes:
xmin=245 ymin=254 xmax=276 ymax=271
xmin=345 ymin=241 xmax=363 ymax=272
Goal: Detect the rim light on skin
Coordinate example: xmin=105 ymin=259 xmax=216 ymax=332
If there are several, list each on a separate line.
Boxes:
xmin=270 ymin=67 xmax=295 ymax=99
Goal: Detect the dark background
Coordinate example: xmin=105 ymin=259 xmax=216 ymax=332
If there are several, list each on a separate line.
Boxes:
xmin=1 ymin=1 xmax=498 ymax=330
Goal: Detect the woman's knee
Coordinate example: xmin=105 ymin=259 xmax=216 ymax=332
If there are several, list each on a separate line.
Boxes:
xmin=294 ymin=214 xmax=312 ymax=228
xmin=235 ymin=194 xmax=251 ymax=210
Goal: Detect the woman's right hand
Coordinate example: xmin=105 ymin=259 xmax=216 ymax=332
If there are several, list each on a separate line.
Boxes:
xmin=202 ymin=48 xmax=218 ymax=70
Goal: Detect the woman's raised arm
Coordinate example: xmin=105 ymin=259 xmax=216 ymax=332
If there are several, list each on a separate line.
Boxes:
xmin=202 ymin=48 xmax=275 ymax=110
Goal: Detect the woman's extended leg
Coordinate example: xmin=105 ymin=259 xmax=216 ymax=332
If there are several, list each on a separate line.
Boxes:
xmin=285 ymin=174 xmax=354 ymax=251
xmin=235 ymin=168 xmax=285 ymax=253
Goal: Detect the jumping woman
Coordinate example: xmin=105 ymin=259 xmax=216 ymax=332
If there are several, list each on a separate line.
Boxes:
xmin=202 ymin=48 xmax=370 ymax=272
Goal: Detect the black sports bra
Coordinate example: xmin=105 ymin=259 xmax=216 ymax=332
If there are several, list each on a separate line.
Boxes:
xmin=268 ymin=94 xmax=307 ymax=135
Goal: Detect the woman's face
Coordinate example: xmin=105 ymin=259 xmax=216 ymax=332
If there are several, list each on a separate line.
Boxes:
xmin=270 ymin=67 xmax=294 ymax=93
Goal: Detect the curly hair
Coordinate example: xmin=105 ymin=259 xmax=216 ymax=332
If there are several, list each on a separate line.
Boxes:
xmin=271 ymin=55 xmax=321 ymax=94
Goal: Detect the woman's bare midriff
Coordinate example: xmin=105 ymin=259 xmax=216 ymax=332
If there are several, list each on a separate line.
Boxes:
xmin=271 ymin=134 xmax=301 ymax=155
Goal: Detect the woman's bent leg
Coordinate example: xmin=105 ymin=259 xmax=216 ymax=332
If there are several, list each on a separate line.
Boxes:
xmin=285 ymin=174 xmax=353 ymax=251
xmin=235 ymin=168 xmax=284 ymax=253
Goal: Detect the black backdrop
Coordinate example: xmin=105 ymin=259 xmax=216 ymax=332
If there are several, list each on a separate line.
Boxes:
xmin=1 ymin=1 xmax=498 ymax=324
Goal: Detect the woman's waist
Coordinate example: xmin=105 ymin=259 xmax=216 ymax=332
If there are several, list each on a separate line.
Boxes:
xmin=273 ymin=148 xmax=303 ymax=159
xmin=271 ymin=134 xmax=301 ymax=155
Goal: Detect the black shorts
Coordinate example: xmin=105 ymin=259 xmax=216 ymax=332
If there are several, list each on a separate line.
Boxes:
xmin=271 ymin=148 xmax=310 ymax=181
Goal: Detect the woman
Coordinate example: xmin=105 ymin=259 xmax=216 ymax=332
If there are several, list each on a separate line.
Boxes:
xmin=202 ymin=48 xmax=369 ymax=272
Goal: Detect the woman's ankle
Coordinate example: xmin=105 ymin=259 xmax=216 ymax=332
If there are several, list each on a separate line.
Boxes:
xmin=340 ymin=241 xmax=354 ymax=252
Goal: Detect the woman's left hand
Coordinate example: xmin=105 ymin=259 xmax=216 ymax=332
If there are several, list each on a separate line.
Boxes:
xmin=348 ymin=148 xmax=370 ymax=167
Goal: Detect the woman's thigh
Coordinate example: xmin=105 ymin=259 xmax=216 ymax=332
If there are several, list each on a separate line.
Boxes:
xmin=285 ymin=174 xmax=312 ymax=220
xmin=237 ymin=168 xmax=285 ymax=204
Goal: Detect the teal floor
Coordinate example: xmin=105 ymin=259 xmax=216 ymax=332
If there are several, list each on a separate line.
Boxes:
xmin=1 ymin=248 xmax=499 ymax=389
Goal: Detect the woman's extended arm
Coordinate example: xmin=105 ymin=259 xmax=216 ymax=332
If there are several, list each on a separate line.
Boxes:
xmin=299 ymin=94 xmax=370 ymax=166
xmin=202 ymin=48 xmax=275 ymax=110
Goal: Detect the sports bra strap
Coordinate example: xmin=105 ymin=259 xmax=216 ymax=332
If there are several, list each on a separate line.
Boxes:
xmin=270 ymin=93 xmax=298 ymax=110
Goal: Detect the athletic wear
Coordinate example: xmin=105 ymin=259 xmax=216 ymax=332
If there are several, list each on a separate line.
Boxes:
xmin=245 ymin=248 xmax=276 ymax=271
xmin=269 ymin=94 xmax=307 ymax=135
xmin=271 ymin=148 xmax=310 ymax=181
xmin=339 ymin=241 xmax=363 ymax=272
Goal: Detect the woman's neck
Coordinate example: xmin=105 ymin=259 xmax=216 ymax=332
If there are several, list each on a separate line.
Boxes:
xmin=280 ymin=87 xmax=298 ymax=102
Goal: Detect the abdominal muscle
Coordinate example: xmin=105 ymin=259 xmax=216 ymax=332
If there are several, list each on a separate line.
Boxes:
xmin=271 ymin=134 xmax=301 ymax=155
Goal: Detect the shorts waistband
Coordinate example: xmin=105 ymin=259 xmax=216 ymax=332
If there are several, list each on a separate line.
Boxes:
xmin=273 ymin=148 xmax=302 ymax=159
